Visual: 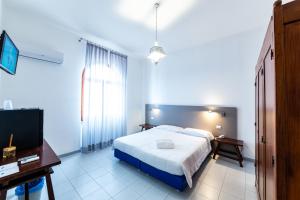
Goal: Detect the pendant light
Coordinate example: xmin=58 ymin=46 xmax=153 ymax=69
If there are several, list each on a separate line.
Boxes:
xmin=148 ymin=3 xmax=166 ymax=64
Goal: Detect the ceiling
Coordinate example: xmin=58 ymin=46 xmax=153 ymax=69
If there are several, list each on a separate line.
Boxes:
xmin=4 ymin=0 xmax=275 ymax=56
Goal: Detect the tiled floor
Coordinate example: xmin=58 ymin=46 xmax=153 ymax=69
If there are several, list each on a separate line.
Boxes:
xmin=6 ymin=148 xmax=257 ymax=200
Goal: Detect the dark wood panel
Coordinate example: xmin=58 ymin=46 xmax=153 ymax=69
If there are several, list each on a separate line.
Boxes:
xmin=258 ymin=67 xmax=266 ymax=200
xmin=264 ymin=47 xmax=276 ymax=200
xmin=284 ymin=21 xmax=300 ymax=200
xmin=256 ymin=20 xmax=273 ymax=75
xmin=255 ymin=76 xmax=259 ymax=188
xmin=145 ymin=104 xmax=237 ymax=139
xmin=0 ymin=141 xmax=60 ymax=200
xmin=273 ymin=1 xmax=287 ymax=199
xmin=283 ymin=0 xmax=300 ymax=24
xmin=0 ymin=140 xmax=61 ymax=183
xmin=256 ymin=1 xmax=300 ymax=199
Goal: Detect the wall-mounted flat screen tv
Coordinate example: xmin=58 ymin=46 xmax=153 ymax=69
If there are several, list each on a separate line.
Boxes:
xmin=0 ymin=31 xmax=19 ymax=75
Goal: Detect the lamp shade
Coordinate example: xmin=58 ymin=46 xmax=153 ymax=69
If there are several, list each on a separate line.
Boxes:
xmin=148 ymin=42 xmax=166 ymax=64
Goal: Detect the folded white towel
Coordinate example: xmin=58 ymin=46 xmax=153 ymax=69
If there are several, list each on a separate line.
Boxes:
xmin=156 ymin=139 xmax=175 ymax=149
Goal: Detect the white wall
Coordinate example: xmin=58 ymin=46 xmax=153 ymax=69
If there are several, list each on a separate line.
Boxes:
xmin=0 ymin=0 xmax=3 ymax=94
xmin=0 ymin=6 xmax=144 ymax=155
xmin=127 ymin=58 xmax=146 ymax=134
xmin=145 ymin=28 xmax=266 ymax=159
xmin=0 ymin=0 xmax=2 ymax=31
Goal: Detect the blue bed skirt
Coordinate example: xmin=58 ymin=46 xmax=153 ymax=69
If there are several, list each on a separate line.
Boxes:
xmin=114 ymin=149 xmax=188 ymax=191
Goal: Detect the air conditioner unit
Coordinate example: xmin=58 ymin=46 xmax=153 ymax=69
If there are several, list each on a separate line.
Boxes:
xmin=19 ymin=44 xmax=64 ymax=64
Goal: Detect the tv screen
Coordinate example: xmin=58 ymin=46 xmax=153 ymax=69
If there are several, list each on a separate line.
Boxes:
xmin=0 ymin=31 xmax=19 ymax=75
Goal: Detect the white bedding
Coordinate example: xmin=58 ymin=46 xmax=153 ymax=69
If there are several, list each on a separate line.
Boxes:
xmin=113 ymin=128 xmax=212 ymax=188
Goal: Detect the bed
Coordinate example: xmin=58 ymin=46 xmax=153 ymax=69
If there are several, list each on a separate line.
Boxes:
xmin=113 ymin=125 xmax=213 ymax=191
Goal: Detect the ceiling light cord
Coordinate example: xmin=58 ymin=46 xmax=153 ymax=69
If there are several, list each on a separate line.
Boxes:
xmin=155 ymin=3 xmax=159 ymax=43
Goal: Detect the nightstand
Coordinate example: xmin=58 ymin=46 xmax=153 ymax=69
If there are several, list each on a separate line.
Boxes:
xmin=139 ymin=123 xmax=156 ymax=131
xmin=213 ymin=137 xmax=244 ymax=167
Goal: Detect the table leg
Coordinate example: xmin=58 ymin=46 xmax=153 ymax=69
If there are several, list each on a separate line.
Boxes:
xmin=25 ymin=183 xmax=29 ymax=200
xmin=46 ymin=173 xmax=55 ymax=200
xmin=0 ymin=190 xmax=7 ymax=200
xmin=234 ymin=145 xmax=244 ymax=167
xmin=213 ymin=142 xmax=221 ymax=159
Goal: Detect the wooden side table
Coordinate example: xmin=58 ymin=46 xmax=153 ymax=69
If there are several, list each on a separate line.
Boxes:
xmin=213 ymin=137 xmax=244 ymax=167
xmin=139 ymin=124 xmax=156 ymax=131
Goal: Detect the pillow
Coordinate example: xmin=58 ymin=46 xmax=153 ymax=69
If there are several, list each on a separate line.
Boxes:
xmin=181 ymin=128 xmax=215 ymax=140
xmin=154 ymin=125 xmax=183 ymax=132
xmin=156 ymin=139 xmax=175 ymax=149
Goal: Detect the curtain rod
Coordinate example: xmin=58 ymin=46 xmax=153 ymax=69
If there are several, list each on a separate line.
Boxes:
xmin=78 ymin=37 xmax=128 ymax=58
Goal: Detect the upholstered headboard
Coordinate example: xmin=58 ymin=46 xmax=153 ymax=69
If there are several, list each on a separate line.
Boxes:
xmin=145 ymin=104 xmax=237 ymax=139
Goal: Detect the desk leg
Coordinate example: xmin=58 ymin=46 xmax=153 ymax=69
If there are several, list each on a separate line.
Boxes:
xmin=213 ymin=143 xmax=220 ymax=159
xmin=0 ymin=190 xmax=7 ymax=200
xmin=234 ymin=145 xmax=243 ymax=167
xmin=25 ymin=183 xmax=29 ymax=200
xmin=46 ymin=173 xmax=55 ymax=200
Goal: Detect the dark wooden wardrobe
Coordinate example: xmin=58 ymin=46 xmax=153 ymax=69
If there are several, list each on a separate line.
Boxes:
xmin=255 ymin=0 xmax=300 ymax=199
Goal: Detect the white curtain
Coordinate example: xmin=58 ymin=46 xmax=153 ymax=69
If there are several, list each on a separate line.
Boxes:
xmin=81 ymin=42 xmax=127 ymax=152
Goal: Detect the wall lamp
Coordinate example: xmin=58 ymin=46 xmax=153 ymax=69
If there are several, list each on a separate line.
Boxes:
xmin=152 ymin=108 xmax=161 ymax=115
xmin=208 ymin=109 xmax=226 ymax=117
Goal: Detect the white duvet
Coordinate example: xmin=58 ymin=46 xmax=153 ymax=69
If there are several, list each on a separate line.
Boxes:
xmin=113 ymin=128 xmax=212 ymax=188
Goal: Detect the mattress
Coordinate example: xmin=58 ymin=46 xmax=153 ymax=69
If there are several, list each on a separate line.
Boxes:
xmin=113 ymin=128 xmax=212 ymax=187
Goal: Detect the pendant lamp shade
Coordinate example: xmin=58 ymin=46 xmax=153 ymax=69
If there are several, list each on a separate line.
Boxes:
xmin=148 ymin=42 xmax=166 ymax=64
xmin=148 ymin=3 xmax=166 ymax=64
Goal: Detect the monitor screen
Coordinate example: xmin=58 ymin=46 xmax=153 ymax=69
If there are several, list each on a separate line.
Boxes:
xmin=0 ymin=31 xmax=19 ymax=75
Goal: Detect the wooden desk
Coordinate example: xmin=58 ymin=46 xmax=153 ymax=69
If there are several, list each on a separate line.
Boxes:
xmin=0 ymin=140 xmax=61 ymax=200
xmin=213 ymin=137 xmax=244 ymax=167
xmin=139 ymin=123 xmax=156 ymax=131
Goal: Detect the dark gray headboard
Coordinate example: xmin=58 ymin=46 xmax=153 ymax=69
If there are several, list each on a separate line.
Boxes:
xmin=145 ymin=104 xmax=237 ymax=139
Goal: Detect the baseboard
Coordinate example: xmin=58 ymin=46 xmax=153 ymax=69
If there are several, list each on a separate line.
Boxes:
xmin=58 ymin=150 xmax=81 ymax=158
xmin=244 ymin=157 xmax=255 ymax=162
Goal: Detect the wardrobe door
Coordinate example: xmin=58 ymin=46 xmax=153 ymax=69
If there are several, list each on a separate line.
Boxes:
xmin=258 ymin=67 xmax=266 ymax=200
xmin=264 ymin=48 xmax=276 ymax=200
xmin=284 ymin=21 xmax=300 ymax=199
xmin=255 ymin=76 xmax=259 ymax=186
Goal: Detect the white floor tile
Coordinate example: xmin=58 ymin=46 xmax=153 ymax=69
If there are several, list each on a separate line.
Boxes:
xmin=56 ymin=189 xmax=81 ymax=200
xmin=138 ymin=186 xmax=168 ymax=200
xmin=40 ymin=184 xmax=50 ymax=200
xmin=94 ymin=173 xmax=116 ymax=186
xmin=221 ymin=182 xmax=245 ymax=199
xmin=51 ymin=169 xmax=69 ymax=185
xmin=244 ymin=190 xmax=258 ymax=200
xmin=82 ymin=188 xmax=111 ymax=200
xmin=70 ymin=174 xmax=94 ymax=188
xmin=73 ymin=179 xmax=101 ymax=198
xmin=190 ymin=193 xmax=211 ymax=200
xmin=219 ymin=191 xmax=243 ymax=200
xmin=102 ymin=180 xmax=128 ymax=197
xmin=88 ymin=167 xmax=109 ymax=179
xmin=39 ymin=147 xmax=256 ymax=200
xmin=196 ymin=183 xmax=220 ymax=200
xmin=53 ymin=180 xmax=74 ymax=197
xmin=80 ymin=160 xmax=103 ymax=172
xmin=165 ymin=190 xmax=194 ymax=200
xmin=113 ymin=187 xmax=141 ymax=200
xmin=245 ymin=174 xmax=256 ymax=194
xmin=127 ymin=178 xmax=152 ymax=195
xmin=61 ymin=164 xmax=86 ymax=179
xmin=202 ymin=174 xmax=224 ymax=190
